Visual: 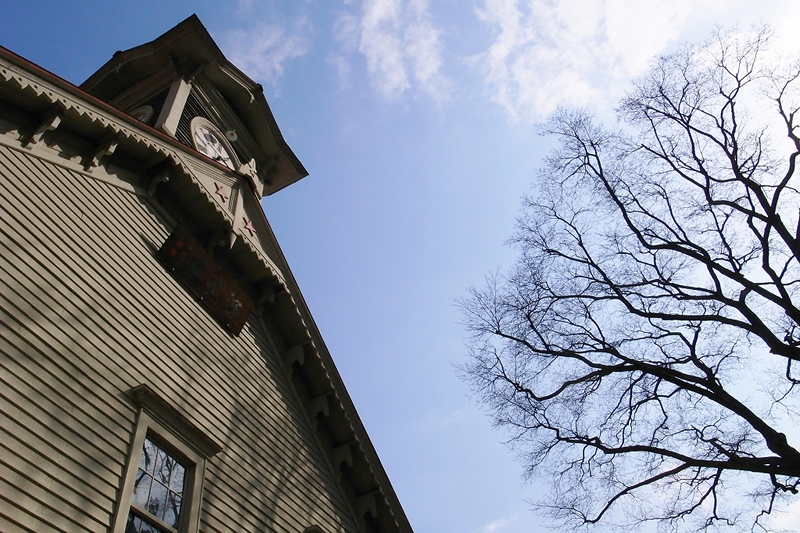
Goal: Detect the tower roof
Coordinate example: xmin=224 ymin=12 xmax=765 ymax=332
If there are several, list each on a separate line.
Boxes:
xmin=81 ymin=14 xmax=307 ymax=196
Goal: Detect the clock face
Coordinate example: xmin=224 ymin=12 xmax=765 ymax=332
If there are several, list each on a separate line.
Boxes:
xmin=193 ymin=125 xmax=235 ymax=170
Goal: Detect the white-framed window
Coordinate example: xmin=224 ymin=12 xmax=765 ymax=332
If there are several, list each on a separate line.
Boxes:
xmin=113 ymin=385 xmax=221 ymax=533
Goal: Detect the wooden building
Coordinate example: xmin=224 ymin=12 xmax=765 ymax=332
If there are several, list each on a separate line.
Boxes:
xmin=0 ymin=15 xmax=411 ymax=533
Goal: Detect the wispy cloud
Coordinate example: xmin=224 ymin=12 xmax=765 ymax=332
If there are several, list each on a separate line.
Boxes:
xmin=475 ymin=515 xmax=515 ymax=533
xmin=472 ymin=0 xmax=730 ymax=121
xmin=222 ymin=19 xmax=312 ymax=86
xmin=422 ymin=409 xmax=464 ymax=427
xmin=403 ymin=0 xmax=447 ymax=98
xmin=360 ymin=0 xmax=410 ymax=96
xmin=334 ymin=0 xmax=449 ymax=100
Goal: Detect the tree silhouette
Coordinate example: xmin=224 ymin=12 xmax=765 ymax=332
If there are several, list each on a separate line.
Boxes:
xmin=461 ymin=28 xmax=800 ymax=531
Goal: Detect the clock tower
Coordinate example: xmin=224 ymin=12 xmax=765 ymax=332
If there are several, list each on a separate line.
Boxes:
xmin=81 ymin=14 xmax=307 ymax=197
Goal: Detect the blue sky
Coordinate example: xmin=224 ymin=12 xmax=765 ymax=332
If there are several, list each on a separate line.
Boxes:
xmin=3 ymin=1 xmax=799 ymax=531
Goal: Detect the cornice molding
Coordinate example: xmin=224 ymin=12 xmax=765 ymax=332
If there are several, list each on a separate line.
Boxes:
xmin=128 ymin=384 xmax=223 ymax=459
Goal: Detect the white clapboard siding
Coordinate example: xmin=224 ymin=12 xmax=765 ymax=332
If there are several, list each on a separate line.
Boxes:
xmin=0 ymin=143 xmax=359 ymax=533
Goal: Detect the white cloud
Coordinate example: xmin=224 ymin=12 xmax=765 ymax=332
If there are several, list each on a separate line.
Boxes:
xmin=472 ymin=0 xmax=737 ymax=121
xmin=475 ymin=515 xmax=515 ymax=533
xmin=335 ymin=0 xmax=448 ymax=100
xmin=765 ymin=1 xmax=800 ymax=58
xmin=328 ymin=53 xmax=354 ymax=89
xmin=222 ymin=20 xmax=312 ymax=86
xmin=404 ymin=0 xmax=447 ymax=98
xmin=334 ymin=11 xmax=361 ymax=51
xmin=359 ymin=0 xmax=410 ymax=97
xmin=765 ymin=497 xmax=800 ymax=531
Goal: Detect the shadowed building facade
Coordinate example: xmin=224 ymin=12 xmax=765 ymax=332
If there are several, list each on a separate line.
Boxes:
xmin=0 ymin=15 xmax=411 ymax=533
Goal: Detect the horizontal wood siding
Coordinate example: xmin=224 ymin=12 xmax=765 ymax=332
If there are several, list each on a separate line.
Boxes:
xmin=0 ymin=143 xmax=359 ymax=533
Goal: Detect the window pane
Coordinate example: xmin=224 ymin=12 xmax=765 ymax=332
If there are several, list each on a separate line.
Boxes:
xmin=155 ymin=452 xmax=173 ymax=485
xmin=169 ymin=462 xmax=185 ymax=493
xmin=152 ymin=447 xmax=167 ymax=483
xmin=147 ymin=479 xmax=168 ymax=519
xmin=125 ymin=514 xmax=159 ymax=533
xmin=164 ymin=493 xmax=182 ymax=528
xmin=132 ymin=472 xmax=153 ymax=508
xmin=125 ymin=514 xmax=140 ymax=533
xmin=139 ymin=439 xmax=158 ymax=474
xmin=130 ymin=435 xmax=189 ymax=531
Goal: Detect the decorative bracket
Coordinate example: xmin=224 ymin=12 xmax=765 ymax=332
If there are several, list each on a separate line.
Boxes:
xmin=23 ymin=108 xmax=62 ymax=147
xmin=84 ymin=137 xmax=118 ymax=170
xmin=237 ymin=158 xmax=258 ymax=181
xmin=308 ymin=394 xmax=330 ymax=419
xmin=256 ymin=157 xmax=277 ymax=195
xmin=208 ymin=228 xmax=236 ymax=252
xmin=332 ymin=442 xmax=354 ymax=468
xmin=356 ymin=492 xmax=378 ymax=519
xmin=147 ymin=167 xmax=170 ymax=197
xmin=253 ymin=283 xmax=282 ymax=317
xmin=283 ymin=341 xmax=309 ymax=369
xmin=261 ymin=284 xmax=278 ymax=305
xmin=185 ymin=63 xmax=208 ymax=83
xmin=237 ymin=158 xmax=263 ymax=196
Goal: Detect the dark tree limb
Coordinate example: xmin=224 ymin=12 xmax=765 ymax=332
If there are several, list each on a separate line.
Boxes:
xmin=462 ymin=28 xmax=800 ymax=532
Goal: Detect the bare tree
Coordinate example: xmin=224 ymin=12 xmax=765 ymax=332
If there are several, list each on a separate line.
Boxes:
xmin=461 ymin=29 xmax=800 ymax=532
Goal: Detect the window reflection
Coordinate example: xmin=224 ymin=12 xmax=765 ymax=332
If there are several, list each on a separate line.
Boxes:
xmin=128 ymin=437 xmax=186 ymax=532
